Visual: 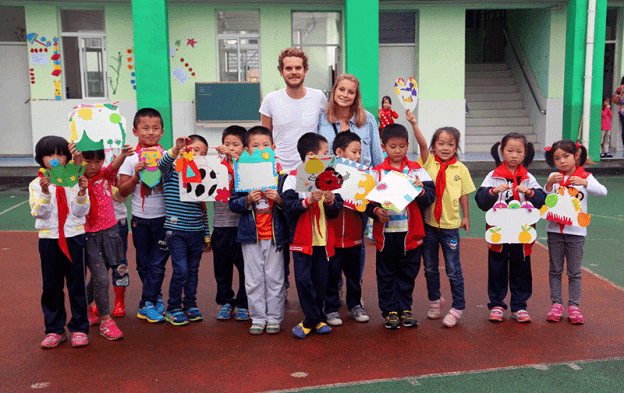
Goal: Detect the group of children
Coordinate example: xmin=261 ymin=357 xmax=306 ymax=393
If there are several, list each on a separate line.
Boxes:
xmin=31 ymin=106 xmax=607 ymax=348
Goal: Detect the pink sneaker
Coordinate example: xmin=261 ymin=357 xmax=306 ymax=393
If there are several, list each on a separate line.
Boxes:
xmin=546 ymin=303 xmax=563 ymax=322
xmin=489 ymin=306 xmax=504 ymax=322
xmin=41 ymin=333 xmax=66 ymax=348
xmin=512 ymin=309 xmax=531 ymax=323
xmin=568 ymin=306 xmax=584 ymax=324
xmin=88 ymin=305 xmax=99 ymax=326
xmin=443 ymin=308 xmax=462 ymax=327
xmin=70 ymin=332 xmax=89 ymax=347
xmin=427 ymin=297 xmax=446 ymax=319
xmin=100 ymin=319 xmax=124 ymax=340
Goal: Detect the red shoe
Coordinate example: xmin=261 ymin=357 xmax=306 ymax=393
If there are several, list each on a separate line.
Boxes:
xmin=88 ymin=304 xmax=99 ymax=326
xmin=113 ymin=287 xmax=126 ymax=318
xmin=100 ymin=319 xmax=124 ymax=340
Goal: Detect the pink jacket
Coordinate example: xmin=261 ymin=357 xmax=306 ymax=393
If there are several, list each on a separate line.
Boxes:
xmin=602 ymin=106 xmax=613 ymax=131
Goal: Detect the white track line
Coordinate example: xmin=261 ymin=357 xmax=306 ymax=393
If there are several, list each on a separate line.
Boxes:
xmin=592 ymin=214 xmax=624 ymax=222
xmin=0 ymin=200 xmax=28 ymax=216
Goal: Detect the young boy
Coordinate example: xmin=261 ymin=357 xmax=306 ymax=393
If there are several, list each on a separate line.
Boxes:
xmin=118 ymin=108 xmax=169 ymax=323
xmin=229 ymin=126 xmax=289 ymax=335
xmin=325 ymin=132 xmax=369 ymax=326
xmin=282 ymin=132 xmax=344 ymax=338
xmin=366 ymin=124 xmax=435 ymax=329
xmin=159 ymin=135 xmax=212 ymax=326
xmin=213 ymin=125 xmax=249 ymax=321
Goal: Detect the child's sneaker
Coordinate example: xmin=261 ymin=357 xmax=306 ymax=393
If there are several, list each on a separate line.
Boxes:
xmin=249 ymin=323 xmax=265 ymax=335
xmin=568 ymin=306 xmax=584 ymax=324
xmin=489 ymin=306 xmax=504 ymax=322
xmin=88 ymin=304 xmax=99 ymax=326
xmin=546 ymin=303 xmax=563 ymax=322
xmin=442 ymin=308 xmax=462 ymax=328
xmin=234 ymin=307 xmax=250 ymax=321
xmin=266 ymin=322 xmax=280 ymax=334
xmin=41 ymin=333 xmax=66 ymax=348
xmin=348 ymin=305 xmax=370 ymax=322
xmin=315 ymin=322 xmax=332 ymax=334
xmin=184 ymin=307 xmax=203 ymax=322
xmin=292 ymin=322 xmax=312 ymax=339
xmin=400 ymin=311 xmax=417 ymax=327
xmin=155 ymin=296 xmax=166 ymax=315
xmin=137 ymin=301 xmax=165 ymax=323
xmin=326 ymin=312 xmax=343 ymax=326
xmin=70 ymin=332 xmax=89 ymax=347
xmin=427 ymin=297 xmax=445 ymax=319
xmin=165 ymin=309 xmax=189 ymax=326
xmin=511 ymin=309 xmax=531 ymax=323
xmin=384 ymin=311 xmax=401 ymax=329
xmin=100 ymin=319 xmax=124 ymax=340
xmin=216 ymin=304 xmax=234 ymax=320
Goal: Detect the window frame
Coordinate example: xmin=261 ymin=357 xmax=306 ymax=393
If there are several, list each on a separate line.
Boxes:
xmin=215 ymin=10 xmax=261 ymax=83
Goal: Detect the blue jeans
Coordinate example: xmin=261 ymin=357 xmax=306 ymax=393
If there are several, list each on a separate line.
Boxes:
xmin=422 ymin=224 xmax=465 ymax=310
xmin=166 ymin=229 xmax=204 ymax=312
xmin=131 ymin=216 xmax=169 ymax=307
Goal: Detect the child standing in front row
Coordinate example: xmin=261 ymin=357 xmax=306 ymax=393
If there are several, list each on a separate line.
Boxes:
xmin=367 ymin=124 xmax=435 ymax=329
xmin=408 ymin=111 xmax=475 ymax=328
xmin=543 ymin=140 xmax=607 ymax=324
xmin=31 ymin=136 xmax=90 ymax=348
xmin=475 ymin=133 xmax=546 ymax=323
xmin=229 ymin=126 xmax=288 ymax=335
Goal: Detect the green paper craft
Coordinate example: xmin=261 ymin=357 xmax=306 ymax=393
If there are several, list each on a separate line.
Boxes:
xmin=40 ymin=161 xmax=86 ymax=187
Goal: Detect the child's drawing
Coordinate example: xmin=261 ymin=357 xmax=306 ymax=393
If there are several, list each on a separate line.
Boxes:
xmin=539 ymin=186 xmax=591 ymax=228
xmin=177 ymin=155 xmax=229 ymax=202
xmin=394 ymin=77 xmax=419 ymax=112
xmin=38 ymin=159 xmax=86 ymax=188
xmin=333 ymin=157 xmax=375 ymax=212
xmin=365 ymin=171 xmax=422 ymax=212
xmin=138 ymin=147 xmax=163 ymax=188
xmin=485 ymin=200 xmax=540 ymax=244
xmin=234 ymin=147 xmax=278 ymax=193
xmin=69 ymin=103 xmax=126 ymax=163
xmin=296 ymin=155 xmax=344 ymax=193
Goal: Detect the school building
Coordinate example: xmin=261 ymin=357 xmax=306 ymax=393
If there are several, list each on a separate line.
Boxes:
xmin=0 ymin=0 xmax=621 ymax=161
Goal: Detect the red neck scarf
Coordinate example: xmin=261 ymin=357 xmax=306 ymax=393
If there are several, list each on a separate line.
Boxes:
xmin=492 ymin=164 xmax=529 ymax=201
xmin=56 ymin=186 xmax=72 ymax=262
xmin=379 ymin=156 xmax=419 ymax=173
xmin=561 ymin=166 xmax=590 ymax=187
xmin=434 ymin=155 xmax=457 ymax=225
xmin=86 ymin=170 xmax=103 ymax=229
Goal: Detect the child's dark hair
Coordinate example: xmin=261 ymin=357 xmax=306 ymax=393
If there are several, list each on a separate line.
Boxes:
xmin=490 ymin=132 xmax=535 ymax=168
xmin=381 ymin=123 xmax=408 ymax=145
xmin=222 ymin=125 xmax=246 ymax=144
xmin=297 ymin=132 xmax=328 ymax=161
xmin=430 ymin=127 xmax=461 ymax=157
xmin=603 ymin=95 xmax=611 ymax=107
xmin=381 ymin=95 xmax=392 ymax=106
xmin=544 ymin=139 xmax=587 ymax=168
xmin=332 ymin=132 xmax=361 ymax=154
xmin=35 ymin=136 xmax=72 ymax=168
xmin=188 ymin=134 xmax=209 ymax=147
xmin=245 ymin=126 xmax=273 ymax=147
xmin=82 ymin=149 xmax=105 ymax=160
xmin=133 ymin=107 xmax=163 ymax=129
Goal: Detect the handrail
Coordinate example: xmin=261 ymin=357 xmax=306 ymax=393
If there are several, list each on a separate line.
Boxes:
xmin=465 ymin=102 xmax=469 ymax=115
xmin=502 ymin=28 xmax=547 ymax=115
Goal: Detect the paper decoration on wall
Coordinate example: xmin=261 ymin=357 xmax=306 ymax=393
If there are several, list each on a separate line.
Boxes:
xmin=54 ymin=80 xmax=61 ymax=101
xmin=234 ymin=147 xmax=278 ymax=192
xmin=30 ymin=53 xmax=47 ymax=66
xmin=178 ymin=57 xmax=196 ymax=78
xmin=30 ymin=68 xmax=35 ymax=85
xmin=109 ymin=52 xmax=122 ymax=94
xmin=175 ymin=40 xmax=181 ymax=47
xmin=187 ymin=38 xmax=197 ymax=48
xmin=485 ymin=201 xmax=540 ymax=244
xmin=366 ymin=171 xmax=422 ymax=212
xmin=51 ymin=37 xmax=61 ymax=77
xmin=138 ymin=147 xmax=164 ymax=188
xmin=295 ymin=155 xmax=342 ymax=193
xmin=333 ymin=157 xmax=375 ymax=212
xmin=394 ymin=77 xmax=419 ymax=112
xmin=69 ymin=104 xmax=126 ymax=163
xmin=172 ymin=67 xmax=190 ymax=85
xmin=126 ymin=48 xmax=136 ymax=90
xmin=27 ymin=32 xmax=51 ymax=47
xmin=539 ymin=187 xmax=591 ymax=228
xmin=177 ymin=155 xmax=230 ymax=202
xmin=38 ymin=160 xmax=86 ymax=187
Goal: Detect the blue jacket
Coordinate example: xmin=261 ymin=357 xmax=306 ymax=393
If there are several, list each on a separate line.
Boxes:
xmin=229 ymin=190 xmax=289 ymax=245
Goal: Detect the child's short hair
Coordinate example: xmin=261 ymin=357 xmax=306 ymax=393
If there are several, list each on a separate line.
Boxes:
xmin=133 ymin=108 xmax=163 ymax=129
xmin=35 ymin=136 xmax=72 ymax=168
xmin=490 ymin=132 xmax=535 ymax=168
xmin=381 ymin=96 xmax=392 ymax=106
xmin=188 ymin=134 xmax=209 ymax=147
xmin=545 ymin=139 xmax=588 ymax=168
xmin=332 ymin=132 xmax=361 ymax=154
xmin=297 ymin=132 xmax=328 ymax=161
xmin=245 ymin=126 xmax=273 ymax=147
xmin=82 ymin=150 xmax=105 ymax=160
xmin=430 ymin=127 xmax=461 ymax=157
xmin=381 ymin=123 xmax=409 ymax=145
xmin=222 ymin=125 xmax=246 ymax=144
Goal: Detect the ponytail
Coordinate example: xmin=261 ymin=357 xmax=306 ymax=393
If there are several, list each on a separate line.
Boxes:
xmin=490 ymin=142 xmax=502 ymax=167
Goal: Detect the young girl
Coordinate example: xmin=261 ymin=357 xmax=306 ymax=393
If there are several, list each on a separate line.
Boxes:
xmin=601 ymin=96 xmax=613 ymax=158
xmin=378 ymin=96 xmax=398 ymax=137
xmin=408 ymin=111 xmax=475 ymax=327
xmin=30 ymin=136 xmax=90 ymax=348
xmin=543 ymin=140 xmax=607 ymax=323
xmin=475 ymin=133 xmax=546 ymax=323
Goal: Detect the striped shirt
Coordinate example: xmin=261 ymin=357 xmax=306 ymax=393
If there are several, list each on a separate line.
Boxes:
xmin=213 ymin=201 xmax=240 ymax=228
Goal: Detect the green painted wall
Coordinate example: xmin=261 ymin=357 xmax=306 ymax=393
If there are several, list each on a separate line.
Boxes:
xmin=259 ymin=7 xmax=291 ymax=97
xmin=589 ymin=0 xmax=608 ymax=160
xmin=24 ymin=5 xmax=60 ymax=100
xmin=548 ymin=7 xmax=567 ymax=98
xmin=105 ymin=5 xmax=136 ymax=102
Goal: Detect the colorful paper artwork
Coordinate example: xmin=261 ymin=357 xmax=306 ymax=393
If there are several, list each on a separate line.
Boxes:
xmin=539 ymin=187 xmax=591 ymax=228
xmin=30 ymin=68 xmax=35 ymax=85
xmin=394 ymin=77 xmax=419 ymax=112
xmin=126 ymin=48 xmax=136 ymax=90
xmin=234 ymin=147 xmax=278 ymax=192
xmin=365 ymin=171 xmax=422 ymax=212
xmin=172 ymin=67 xmax=190 ymax=85
xmin=177 ymin=155 xmax=230 ymax=202
xmin=54 ymin=80 xmax=61 ymax=101
xmin=51 ymin=37 xmax=61 ymax=77
xmin=333 ymin=157 xmax=376 ymax=212
xmin=69 ymin=104 xmax=126 ymax=163
xmin=31 ymin=53 xmax=47 ymax=66
xmin=178 ymin=57 xmax=196 ymax=79
xmin=485 ymin=201 xmax=540 ymax=244
xmin=295 ymin=155 xmax=344 ymax=193
xmin=27 ymin=32 xmax=51 ymax=47
xmin=38 ymin=160 xmax=86 ymax=188
xmin=138 ymin=147 xmax=164 ymax=188
xmin=187 ymin=38 xmax=197 ymax=48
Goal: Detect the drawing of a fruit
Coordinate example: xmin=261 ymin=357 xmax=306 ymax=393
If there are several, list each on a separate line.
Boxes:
xmin=577 ymin=212 xmax=591 ymax=227
xmin=518 ymin=225 xmax=532 ymax=243
xmin=305 ymin=157 xmax=324 ymax=174
xmin=545 ymin=194 xmax=558 ymax=208
xmin=489 ymin=228 xmax=501 ymax=243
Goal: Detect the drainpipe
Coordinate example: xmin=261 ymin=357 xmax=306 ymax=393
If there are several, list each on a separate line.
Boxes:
xmin=582 ymin=0 xmax=596 ymax=148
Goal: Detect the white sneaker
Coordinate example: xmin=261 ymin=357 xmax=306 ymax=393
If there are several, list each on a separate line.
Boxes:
xmin=348 ymin=305 xmax=370 ymax=323
xmin=427 ymin=297 xmax=446 ymax=319
xmin=326 ymin=312 xmax=343 ymax=326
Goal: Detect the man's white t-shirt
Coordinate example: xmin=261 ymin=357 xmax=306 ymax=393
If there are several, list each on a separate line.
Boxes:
xmin=259 ymin=87 xmax=327 ymax=172
xmin=119 ymin=154 xmax=166 ymax=219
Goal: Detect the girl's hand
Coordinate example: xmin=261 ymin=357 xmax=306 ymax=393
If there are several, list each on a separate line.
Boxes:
xmin=246 ymin=189 xmax=263 ymax=206
xmin=460 ymin=217 xmax=470 ymax=235
xmin=323 ymin=191 xmax=335 ymax=205
xmin=412 ymin=175 xmax=423 ymax=190
xmin=547 ymin=173 xmax=563 ymax=186
xmin=516 ymin=185 xmax=531 ymax=196
xmin=264 ymin=189 xmax=280 ymax=202
xmin=491 ymin=184 xmax=511 ymax=195
xmin=121 ymin=144 xmax=135 ymax=157
xmin=78 ymin=176 xmax=88 ymax=193
xmin=69 ymin=142 xmax=78 ymax=156
xmin=375 ymin=207 xmax=389 ymax=223
xmin=405 ymin=109 xmax=417 ymax=126
xmin=568 ymin=176 xmax=588 ymax=187
xmin=40 ymin=176 xmax=51 ymax=195
xmin=203 ymin=242 xmax=212 ymax=253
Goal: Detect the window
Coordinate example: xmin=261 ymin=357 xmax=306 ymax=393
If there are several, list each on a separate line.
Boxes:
xmin=217 ymin=11 xmax=260 ymax=82
xmin=60 ymin=9 xmax=107 ymax=99
xmin=0 ymin=6 xmax=26 ymax=42
xmin=292 ymin=12 xmax=341 ymax=95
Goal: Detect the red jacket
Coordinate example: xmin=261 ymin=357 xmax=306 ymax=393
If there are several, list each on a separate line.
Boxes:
xmin=332 ymin=207 xmax=364 ymax=248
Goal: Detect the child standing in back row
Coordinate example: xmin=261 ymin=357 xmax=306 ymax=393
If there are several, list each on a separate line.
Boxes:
xmin=601 ymin=96 xmax=613 ymax=158
xmin=409 ymin=111 xmax=475 ymax=328
xmin=378 ymin=96 xmax=398 ymax=138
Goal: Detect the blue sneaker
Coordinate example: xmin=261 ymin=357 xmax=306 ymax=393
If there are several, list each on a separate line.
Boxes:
xmin=292 ymin=322 xmax=312 ymax=339
xmin=216 ymin=304 xmax=234 ymax=320
xmin=184 ymin=307 xmax=203 ymax=322
xmin=165 ymin=309 xmax=189 ymax=326
xmin=235 ymin=307 xmax=250 ymax=321
xmin=155 ymin=297 xmax=165 ymax=315
xmin=137 ymin=301 xmax=165 ymax=323
xmin=315 ymin=322 xmax=332 ymax=334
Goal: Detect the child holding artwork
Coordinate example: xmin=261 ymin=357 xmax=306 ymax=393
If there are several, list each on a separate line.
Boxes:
xmin=229 ymin=126 xmax=288 ymax=335
xmin=366 ymin=124 xmax=435 ymax=329
xmin=158 ymin=135 xmax=212 ymax=326
xmin=475 ymin=133 xmax=546 ymax=323
xmin=378 ymin=96 xmax=398 ymax=137
xmin=601 ymin=96 xmax=613 ymax=158
xmin=213 ymin=125 xmax=249 ymax=321
xmin=543 ymin=140 xmax=607 ymax=323
xmin=282 ymin=133 xmax=344 ymax=338
xmin=324 ymin=132 xmax=370 ymax=326
xmin=111 ymin=178 xmax=130 ymax=318
xmin=409 ymin=111 xmax=475 ymax=328
xmin=31 ymin=136 xmax=90 ymax=348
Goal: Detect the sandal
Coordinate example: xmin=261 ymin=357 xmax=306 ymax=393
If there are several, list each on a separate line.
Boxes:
xmin=546 ymin=303 xmax=563 ymax=322
xmin=442 ymin=308 xmax=462 ymax=328
xmin=427 ymin=297 xmax=446 ymax=319
xmin=568 ymin=306 xmax=584 ymax=324
xmin=489 ymin=306 xmax=504 ymax=322
xmin=512 ymin=309 xmax=531 ymax=323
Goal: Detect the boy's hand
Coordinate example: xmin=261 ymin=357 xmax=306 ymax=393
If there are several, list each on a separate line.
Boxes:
xmin=264 ymin=189 xmax=281 ymax=204
xmin=121 ymin=144 xmax=134 ymax=157
xmin=412 ymin=175 xmax=423 ymax=190
xmin=405 ymin=109 xmax=417 ymax=126
xmin=323 ymin=191 xmax=335 ymax=205
xmin=491 ymin=184 xmax=511 ymax=195
xmin=134 ymin=160 xmax=147 ymax=174
xmin=460 ymin=217 xmax=470 ymax=235
xmin=307 ymin=191 xmax=323 ymax=205
xmin=547 ymin=173 xmax=563 ymax=186
xmin=172 ymin=136 xmax=188 ymax=155
xmin=203 ymin=242 xmax=212 ymax=253
xmin=516 ymin=185 xmax=531 ymax=196
xmin=40 ymin=176 xmax=51 ymax=195
xmin=246 ymin=189 xmax=263 ymax=206
xmin=69 ymin=142 xmax=78 ymax=156
xmin=374 ymin=207 xmax=389 ymax=223
xmin=568 ymin=176 xmax=588 ymax=187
